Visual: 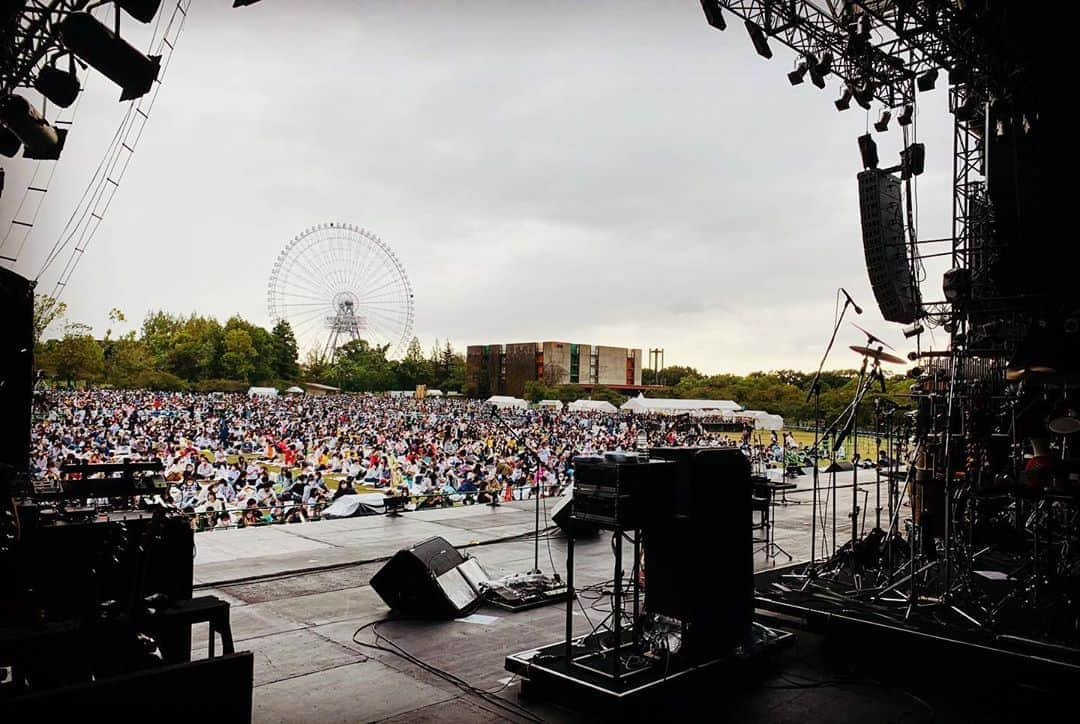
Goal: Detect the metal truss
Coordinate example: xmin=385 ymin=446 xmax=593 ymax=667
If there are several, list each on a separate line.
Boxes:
xmin=0 ymin=1 xmax=84 ymax=98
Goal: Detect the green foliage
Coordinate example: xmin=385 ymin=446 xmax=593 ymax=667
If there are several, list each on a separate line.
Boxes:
xmin=37 ymin=327 xmax=105 ymax=385
xmin=332 ymin=338 xmax=396 ymax=391
xmin=103 ymin=338 xmax=154 ymax=388
xmin=33 ymin=294 xmax=67 ymax=344
xmin=131 ymin=369 xmax=189 ymax=392
xmin=220 ymin=326 xmax=258 ymax=381
xmin=588 ymin=385 xmax=628 ymax=407
xmin=192 ymin=378 xmax=249 ymax=393
xmin=271 ymin=320 xmax=300 ymax=380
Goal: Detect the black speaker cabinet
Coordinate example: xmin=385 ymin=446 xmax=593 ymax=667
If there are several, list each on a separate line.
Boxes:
xmin=0 ymin=267 xmax=33 ymax=480
xmin=551 ymin=494 xmax=598 ymax=538
xmin=371 ymin=536 xmax=484 ymax=618
xmin=645 ymin=447 xmax=752 ymax=661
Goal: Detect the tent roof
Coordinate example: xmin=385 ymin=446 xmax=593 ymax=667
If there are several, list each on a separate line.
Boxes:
xmin=620 ymin=396 xmax=740 ymax=413
xmin=285 ymin=386 xmax=304 ymax=393
xmin=568 ymin=399 xmax=618 ymax=412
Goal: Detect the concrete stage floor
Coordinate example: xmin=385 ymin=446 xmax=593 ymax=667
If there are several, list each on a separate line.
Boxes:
xmin=190 ymin=472 xmax=1062 ymax=722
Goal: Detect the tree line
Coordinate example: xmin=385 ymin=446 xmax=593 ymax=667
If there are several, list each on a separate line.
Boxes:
xmin=32 ymin=296 xmax=466 ymax=393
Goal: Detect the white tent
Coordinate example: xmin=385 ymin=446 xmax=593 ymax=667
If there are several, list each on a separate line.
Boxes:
xmin=426 ymin=389 xmax=444 ymax=397
xmin=247 ymin=386 xmax=278 ymax=398
xmin=284 ymin=386 xmax=304 ymax=394
xmin=620 ymin=394 xmax=740 ymax=415
xmin=537 ymin=399 xmax=564 ymax=410
xmin=754 ymin=414 xmax=785 ymax=431
xmin=486 ymin=395 xmax=529 ymax=409
xmin=568 ymin=399 xmax=618 ymax=413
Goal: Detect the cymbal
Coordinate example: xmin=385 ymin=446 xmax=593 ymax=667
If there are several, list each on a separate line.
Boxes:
xmin=850 ymin=345 xmax=906 ymax=365
xmin=852 ymin=322 xmax=895 ymax=350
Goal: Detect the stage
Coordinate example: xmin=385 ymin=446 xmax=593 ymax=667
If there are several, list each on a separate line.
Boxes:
xmin=184 ymin=472 xmax=1065 ymax=722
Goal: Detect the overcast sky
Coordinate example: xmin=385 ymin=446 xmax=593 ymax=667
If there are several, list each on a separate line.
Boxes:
xmin=0 ymin=1 xmax=955 ymax=373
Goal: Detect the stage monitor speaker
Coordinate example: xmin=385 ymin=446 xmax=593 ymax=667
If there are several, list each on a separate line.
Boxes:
xmin=370 ymin=536 xmax=484 ymax=618
xmin=0 ymin=267 xmax=33 ymax=483
xmin=645 ymin=447 xmax=752 ymax=661
xmin=551 ymin=494 xmax=598 ymax=538
xmin=824 ymin=460 xmax=855 ymax=473
xmin=857 ymin=169 xmax=920 ymax=324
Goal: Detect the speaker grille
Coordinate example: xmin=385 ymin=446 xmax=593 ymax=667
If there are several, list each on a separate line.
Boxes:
xmin=858 ymin=170 xmax=920 ymax=324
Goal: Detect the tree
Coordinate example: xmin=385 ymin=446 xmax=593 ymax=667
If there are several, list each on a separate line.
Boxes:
xmin=33 ymin=294 xmax=67 ymax=344
xmin=542 ymin=362 xmax=568 ymax=386
xmin=166 ymin=315 xmax=223 ymax=381
xmin=104 ymin=338 xmax=154 ymax=388
xmin=394 ymin=336 xmax=431 ymax=390
xmin=40 ymin=324 xmax=104 ymax=386
xmin=333 ymin=338 xmax=395 ymax=391
xmin=141 ymin=311 xmax=183 ymax=368
xmin=302 ymin=348 xmax=332 ymax=383
xmin=220 ymin=327 xmax=257 ymax=381
xmin=271 ymin=319 xmax=300 ymax=380
xmin=657 ymin=365 xmax=702 ymax=387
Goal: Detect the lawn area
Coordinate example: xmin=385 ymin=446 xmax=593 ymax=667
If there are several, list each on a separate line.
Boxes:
xmin=782 ymin=428 xmax=898 ymax=462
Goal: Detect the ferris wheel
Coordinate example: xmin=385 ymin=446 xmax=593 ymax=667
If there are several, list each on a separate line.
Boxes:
xmin=267 ymin=223 xmax=414 ymax=359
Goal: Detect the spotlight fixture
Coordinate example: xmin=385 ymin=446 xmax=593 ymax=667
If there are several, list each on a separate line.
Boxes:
xmin=0 ymin=95 xmax=67 ymax=160
xmin=948 ymin=64 xmax=969 ymax=85
xmin=808 ymin=52 xmax=832 ymax=88
xmin=701 ymin=0 xmax=726 ymax=30
xmin=787 ymin=59 xmax=808 ymax=86
xmin=0 ymin=125 xmax=21 ymax=158
xmin=857 ymin=133 xmax=878 ymax=169
xmin=853 ymin=81 xmax=874 ymax=109
xmin=59 ymin=13 xmax=161 ymax=101
xmin=117 ymin=0 xmax=162 ymax=23
xmin=942 ymin=268 xmax=970 ymax=303
xmin=33 ymin=64 xmax=81 ymax=108
xmin=744 ymin=19 xmax=773 ymax=59
xmin=873 ymin=109 xmax=891 ymax=132
xmin=953 ymin=94 xmax=980 ymax=122
xmin=917 ymin=69 xmax=938 ymax=92
xmin=835 ymin=86 xmax=852 ymax=111
xmin=901 ymin=142 xmax=925 ymax=178
xmin=897 ymin=104 xmax=914 ymax=126
xmin=902 ymin=323 xmax=924 ymax=339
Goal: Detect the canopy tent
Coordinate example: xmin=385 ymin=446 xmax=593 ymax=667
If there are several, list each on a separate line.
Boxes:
xmin=567 ymin=399 xmax=618 ymax=413
xmin=247 ymin=386 xmax=278 ymax=398
xmin=486 ymin=395 xmax=529 ymax=409
xmin=620 ymin=395 xmax=740 ymax=415
xmin=284 ymin=386 xmax=304 ymax=394
xmin=323 ymin=493 xmax=385 ymax=519
xmin=537 ymin=399 xmax=564 ymax=410
xmin=754 ymin=414 xmax=785 ymax=431
xmin=426 ymin=389 xmax=444 ymax=397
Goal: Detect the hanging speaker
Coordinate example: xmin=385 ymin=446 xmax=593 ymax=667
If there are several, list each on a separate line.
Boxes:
xmin=858 ymin=169 xmax=920 ymax=324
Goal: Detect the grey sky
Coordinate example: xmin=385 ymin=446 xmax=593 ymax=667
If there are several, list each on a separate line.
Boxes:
xmin=1 ymin=1 xmax=954 ymax=373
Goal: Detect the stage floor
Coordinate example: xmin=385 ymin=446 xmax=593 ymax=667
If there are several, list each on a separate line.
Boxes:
xmin=189 ymin=472 xmax=1065 ymax=722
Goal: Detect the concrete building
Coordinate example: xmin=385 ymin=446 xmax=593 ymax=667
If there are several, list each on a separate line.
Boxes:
xmin=466 ymin=341 xmax=643 ymax=397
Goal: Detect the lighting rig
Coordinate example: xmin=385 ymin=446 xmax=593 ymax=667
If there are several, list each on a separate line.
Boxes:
xmin=0 ymin=0 xmax=261 ymax=198
xmin=701 ymin=1 xmax=1079 ymax=675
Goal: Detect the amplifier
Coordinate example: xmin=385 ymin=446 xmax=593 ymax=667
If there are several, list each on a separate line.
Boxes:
xmin=571 ymin=454 xmax=675 ymax=529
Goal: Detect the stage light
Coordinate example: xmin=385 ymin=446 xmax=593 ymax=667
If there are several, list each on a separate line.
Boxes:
xmin=853 ymin=81 xmax=874 ymax=109
xmin=33 ymin=64 xmax=81 ymax=108
xmin=942 ymin=268 xmax=970 ymax=302
xmin=0 ymin=95 xmax=67 ymax=160
xmin=873 ymin=109 xmax=891 ymax=132
xmin=858 ymin=133 xmax=878 ymax=169
xmin=117 ymin=0 xmax=162 ymax=23
xmin=744 ymin=19 xmax=773 ymax=59
xmin=897 ymin=104 xmax=914 ymax=126
xmin=808 ymin=52 xmax=832 ymax=88
xmin=917 ymin=69 xmax=937 ymax=92
xmin=903 ymin=323 xmax=924 ymax=339
xmin=0 ymin=125 xmax=20 ymax=157
xmin=954 ymin=94 xmax=980 ymax=122
xmin=948 ymin=64 xmax=969 ymax=85
xmin=701 ymin=0 xmax=726 ymax=30
xmin=835 ymin=87 xmax=852 ymax=111
xmin=900 ymin=142 xmax=924 ymax=179
xmin=787 ymin=59 xmax=808 ymax=86
xmin=59 ymin=13 xmax=161 ymax=101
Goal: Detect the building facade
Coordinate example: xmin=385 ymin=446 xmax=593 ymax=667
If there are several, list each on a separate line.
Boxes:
xmin=466 ymin=341 xmax=643 ymax=398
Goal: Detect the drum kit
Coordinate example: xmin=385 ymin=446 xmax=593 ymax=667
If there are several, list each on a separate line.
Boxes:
xmin=797 ymin=323 xmax=1080 ymax=649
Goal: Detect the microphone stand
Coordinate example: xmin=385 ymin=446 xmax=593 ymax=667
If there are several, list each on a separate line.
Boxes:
xmin=483 ymin=407 xmax=571 ymax=611
xmin=802 ymin=293 xmax=856 ymax=589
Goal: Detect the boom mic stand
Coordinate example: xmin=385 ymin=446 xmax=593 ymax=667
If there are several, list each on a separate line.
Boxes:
xmin=483 ymin=405 xmax=572 ymax=611
xmin=800 ymin=291 xmax=858 ymax=588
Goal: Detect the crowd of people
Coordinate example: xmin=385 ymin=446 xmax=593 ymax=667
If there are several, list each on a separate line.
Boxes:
xmin=30 ymin=390 xmax=800 ymax=530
